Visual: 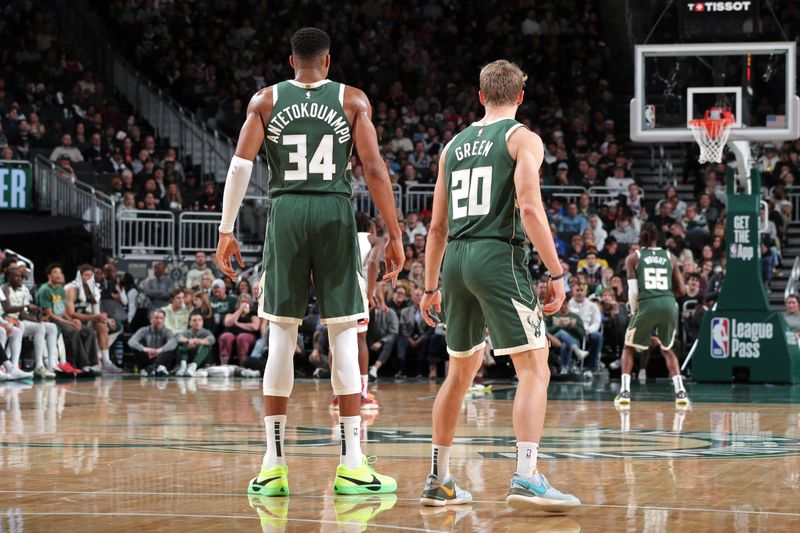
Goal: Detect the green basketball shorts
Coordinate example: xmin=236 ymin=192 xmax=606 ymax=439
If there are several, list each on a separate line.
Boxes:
xmin=624 ymin=296 xmax=678 ymax=351
xmin=441 ymin=239 xmax=546 ymax=357
xmin=258 ymin=194 xmax=367 ymax=325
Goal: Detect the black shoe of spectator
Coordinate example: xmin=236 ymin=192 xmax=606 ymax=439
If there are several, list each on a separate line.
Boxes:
xmin=394 ymin=371 xmax=406 ymax=380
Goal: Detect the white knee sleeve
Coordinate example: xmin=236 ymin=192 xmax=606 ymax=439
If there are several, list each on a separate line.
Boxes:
xmin=263 ymin=321 xmax=298 ymax=397
xmin=329 ymin=321 xmax=361 ymax=396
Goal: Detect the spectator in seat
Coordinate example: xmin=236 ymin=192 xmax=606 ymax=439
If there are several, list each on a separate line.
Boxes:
xmin=1 ymin=267 xmax=59 ymax=377
xmin=387 ymin=285 xmax=410 ymax=315
xmin=600 ymin=288 xmax=628 ymax=367
xmin=128 ymin=308 xmax=177 ymax=376
xmin=161 ymin=182 xmax=183 ymax=212
xmin=625 ymin=183 xmax=643 ymax=219
xmin=784 ymin=295 xmax=800 ymax=338
xmin=651 ymin=201 xmax=677 ymax=236
xmin=610 ymin=216 xmax=638 ymax=246
xmin=99 ymin=263 xmax=128 ymax=327
xmin=558 ymin=203 xmax=588 ymax=234
xmin=578 ymin=250 xmax=605 ymax=292
xmin=162 ymin=289 xmax=190 ymax=333
xmin=566 ymin=234 xmax=586 ymax=272
xmin=588 ymin=214 xmax=607 ymax=249
xmin=143 ymin=261 xmax=172 ymax=310
xmin=391 ymin=126 xmax=413 ymax=153
xmin=568 ymin=284 xmax=602 ymax=376
xmin=678 ymin=273 xmax=702 ymax=312
xmin=605 ymin=165 xmax=634 ymax=196
xmin=405 ymin=211 xmax=427 ymax=241
xmin=190 ymin=291 xmax=214 ymax=332
xmin=577 ymin=193 xmax=595 ymax=219
xmin=687 ymin=292 xmax=717 ymax=346
xmin=200 ymin=181 xmax=220 ymax=211
xmin=397 ymin=288 xmax=431 ymax=378
xmin=0 ymin=289 xmax=28 ymax=378
xmin=36 ymin=264 xmax=98 ymax=373
xmin=186 ymin=252 xmax=213 ymax=289
xmin=175 ymin=312 xmax=215 ymax=376
xmin=366 ymin=304 xmax=399 ymax=380
xmin=218 ymin=294 xmax=260 ymax=365
xmin=683 ymin=204 xmax=709 ymax=234
xmin=210 ymin=279 xmax=236 ymax=332
xmin=49 ymin=133 xmax=84 ymax=163
xmin=546 ymin=299 xmax=589 ymax=374
xmin=83 ymin=132 xmax=107 ymax=169
xmin=697 ymin=193 xmax=720 ymax=228
xmin=55 ymin=154 xmax=77 ymax=183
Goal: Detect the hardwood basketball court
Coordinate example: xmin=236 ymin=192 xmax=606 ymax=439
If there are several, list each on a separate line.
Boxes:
xmin=2 ymin=378 xmax=799 ymax=531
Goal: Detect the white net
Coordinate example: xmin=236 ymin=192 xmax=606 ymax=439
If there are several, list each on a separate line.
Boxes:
xmin=689 ymin=118 xmax=734 ymax=164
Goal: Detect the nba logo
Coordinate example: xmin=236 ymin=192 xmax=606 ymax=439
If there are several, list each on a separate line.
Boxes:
xmin=525 ymin=449 xmax=532 ymax=458
xmin=644 ymin=105 xmax=656 ymax=129
xmin=710 ymin=317 xmax=730 ymax=358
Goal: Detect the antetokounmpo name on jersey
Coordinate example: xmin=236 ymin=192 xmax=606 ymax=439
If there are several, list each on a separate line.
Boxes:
xmin=266 ymin=103 xmax=351 ymax=144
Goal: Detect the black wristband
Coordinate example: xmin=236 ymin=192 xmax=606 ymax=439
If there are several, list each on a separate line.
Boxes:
xmin=423 ymin=288 xmax=440 ymax=295
xmin=548 ymin=272 xmax=565 ymax=281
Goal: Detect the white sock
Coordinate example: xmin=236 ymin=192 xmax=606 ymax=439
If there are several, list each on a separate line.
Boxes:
xmin=361 ymin=375 xmax=368 ymax=397
xmin=672 ymin=374 xmax=685 ymax=393
xmin=515 ymin=442 xmax=539 ymax=476
xmin=431 ymin=444 xmax=451 ymax=480
xmin=340 ymin=415 xmax=362 ymax=468
xmin=263 ymin=415 xmax=287 ymax=468
xmin=621 ymin=373 xmax=631 ymax=392
xmin=101 ymin=349 xmax=110 ymax=364
xmin=179 ymin=360 xmax=188 ymax=370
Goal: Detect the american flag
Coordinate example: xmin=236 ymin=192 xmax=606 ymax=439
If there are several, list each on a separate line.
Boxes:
xmin=766 ymin=115 xmax=785 ymax=128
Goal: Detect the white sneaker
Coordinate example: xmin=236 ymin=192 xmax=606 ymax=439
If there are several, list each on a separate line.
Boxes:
xmin=559 ymin=367 xmax=569 ymax=375
xmin=4 ymin=362 xmax=33 ymax=380
xmin=156 ymin=365 xmax=169 ymax=377
xmin=368 ymin=366 xmax=378 ymax=379
xmin=638 ymin=369 xmax=647 ymax=381
xmin=175 ymin=360 xmax=187 ymax=377
xmin=571 ymin=345 xmax=589 ymax=359
xmin=101 ymin=361 xmax=123 ymax=374
xmin=186 ymin=362 xmax=197 ymax=377
xmin=193 ymin=368 xmax=208 ymax=378
xmin=609 ymin=359 xmax=621 ymax=370
xmin=35 ymin=366 xmax=56 ymax=379
xmin=140 ymin=368 xmax=149 ymax=377
xmin=0 ymin=367 xmax=7 ymax=381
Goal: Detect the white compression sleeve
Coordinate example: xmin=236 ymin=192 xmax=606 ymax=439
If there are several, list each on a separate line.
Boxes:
xmin=627 ymin=278 xmax=639 ymax=314
xmin=262 ymin=321 xmax=298 ymax=397
xmin=329 ymin=321 xmax=361 ymax=396
xmin=219 ymin=155 xmax=254 ymax=233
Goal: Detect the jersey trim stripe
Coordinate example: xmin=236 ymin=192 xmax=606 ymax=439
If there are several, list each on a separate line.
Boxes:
xmin=287 ymin=79 xmax=331 ymax=89
xmin=447 ymin=341 xmax=487 ymax=358
xmin=338 ymin=83 xmax=345 ymax=106
xmin=272 ymin=84 xmax=279 ymax=105
xmin=505 ymin=123 xmax=526 ymax=141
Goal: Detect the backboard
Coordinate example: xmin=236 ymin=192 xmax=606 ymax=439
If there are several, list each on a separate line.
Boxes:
xmin=631 ymin=42 xmax=798 ymax=143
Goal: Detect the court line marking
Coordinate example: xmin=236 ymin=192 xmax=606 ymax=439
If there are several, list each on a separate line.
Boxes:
xmin=3 ymin=491 xmax=799 ymax=518
xmin=9 ymin=511 xmax=443 ymax=532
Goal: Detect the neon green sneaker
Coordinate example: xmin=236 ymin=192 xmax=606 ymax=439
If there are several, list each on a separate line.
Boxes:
xmin=333 ymin=494 xmax=397 ymax=529
xmin=247 ymin=464 xmax=289 ymax=496
xmin=333 ymin=455 xmax=397 ymax=495
xmin=247 ymin=494 xmax=289 ymax=528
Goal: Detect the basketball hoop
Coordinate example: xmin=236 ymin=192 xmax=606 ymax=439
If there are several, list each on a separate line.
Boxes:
xmin=689 ymin=108 xmax=735 ymax=164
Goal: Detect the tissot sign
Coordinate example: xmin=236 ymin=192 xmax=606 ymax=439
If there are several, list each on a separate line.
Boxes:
xmin=686 ymin=2 xmax=753 ymax=12
xmin=0 ymin=161 xmax=32 ymax=211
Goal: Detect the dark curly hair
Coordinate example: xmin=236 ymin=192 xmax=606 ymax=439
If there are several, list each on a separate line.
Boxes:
xmin=291 ymin=27 xmax=330 ymax=60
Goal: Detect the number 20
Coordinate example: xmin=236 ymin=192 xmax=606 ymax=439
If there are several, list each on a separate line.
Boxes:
xmin=451 ymin=166 xmax=492 ymax=220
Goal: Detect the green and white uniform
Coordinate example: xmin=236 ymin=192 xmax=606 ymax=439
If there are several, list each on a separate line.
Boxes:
xmin=258 ymin=79 xmax=366 ymax=325
xmin=441 ymin=119 xmax=545 ymax=357
xmin=624 ymin=247 xmax=678 ymax=350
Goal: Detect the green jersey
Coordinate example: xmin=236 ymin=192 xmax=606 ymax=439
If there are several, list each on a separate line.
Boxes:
xmin=635 ymin=248 xmax=673 ymax=301
xmin=444 ymin=119 xmax=526 ymax=243
xmin=264 ymin=79 xmax=353 ymax=198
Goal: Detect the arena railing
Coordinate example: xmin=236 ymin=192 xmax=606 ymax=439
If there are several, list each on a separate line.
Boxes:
xmin=587 ymin=186 xmax=625 ymax=207
xmin=785 ymin=256 xmax=800 ymax=301
xmin=783 ymin=187 xmax=800 ymax=222
xmin=541 ymin=185 xmax=587 ymax=204
xmin=33 ymin=155 xmax=116 ymax=252
xmin=116 ymin=209 xmax=175 ymax=258
xmin=178 ymin=211 xmax=247 ymax=258
xmin=404 ymin=184 xmax=435 ymax=214
xmin=72 ymin=3 xmax=270 ymax=195
xmin=353 ymin=184 xmax=403 ymax=216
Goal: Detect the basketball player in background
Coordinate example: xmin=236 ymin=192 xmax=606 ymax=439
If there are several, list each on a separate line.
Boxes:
xmin=418 ymin=60 xmax=580 ymax=512
xmin=215 ymin=27 xmax=404 ymax=497
xmin=614 ymin=223 xmax=691 ymax=407
xmin=331 ymin=211 xmax=382 ymax=411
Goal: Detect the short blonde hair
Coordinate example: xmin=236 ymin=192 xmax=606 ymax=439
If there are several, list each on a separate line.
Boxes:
xmin=479 ymin=60 xmax=527 ymax=107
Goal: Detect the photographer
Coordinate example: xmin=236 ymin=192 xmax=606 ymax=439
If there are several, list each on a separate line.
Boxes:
xmin=600 ymin=288 xmax=628 ymax=369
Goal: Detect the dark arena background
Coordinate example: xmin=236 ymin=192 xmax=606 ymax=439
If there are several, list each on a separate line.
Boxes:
xmin=1 ymin=1 xmax=799 ymax=531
